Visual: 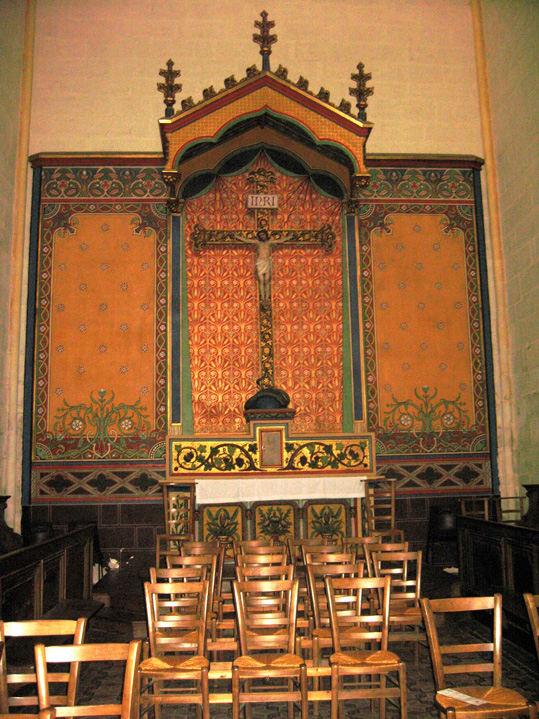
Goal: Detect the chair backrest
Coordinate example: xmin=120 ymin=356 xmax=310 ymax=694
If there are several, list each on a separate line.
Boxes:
xmin=304 ymin=551 xmax=357 ymax=566
xmin=236 ymin=552 xmax=290 ymax=567
xmin=0 ymin=618 xmax=87 ymax=714
xmin=149 ymin=564 xmax=208 ymax=584
xmin=523 ymin=593 xmax=539 ymax=663
xmin=493 ymin=495 xmax=526 ymax=524
xmin=232 ymin=579 xmax=299 ymax=656
xmin=300 ymin=543 xmax=342 ymax=566
xmin=420 ymin=594 xmax=503 ymax=691
xmin=364 ymin=478 xmax=396 ymax=533
xmin=165 ymin=552 xmax=219 ymax=614
xmin=35 ymin=640 xmax=142 ymax=719
xmin=371 ymin=528 xmax=405 ymax=544
xmin=181 ymin=540 xmax=220 ymax=555
xmin=371 ymin=550 xmax=422 ymax=607
xmin=343 ymin=535 xmax=382 ymax=562
xmin=306 ymin=562 xmax=364 ymax=630
xmin=233 ymin=539 xmax=273 ymax=556
xmin=144 ymin=580 xmax=209 ymax=658
xmin=155 ymin=533 xmax=194 ymax=568
xmin=236 ymin=564 xmax=294 ymax=582
xmin=325 ymin=575 xmax=391 ymax=654
xmin=364 ymin=542 xmax=409 ymax=576
xmin=460 ymin=497 xmax=492 ymax=520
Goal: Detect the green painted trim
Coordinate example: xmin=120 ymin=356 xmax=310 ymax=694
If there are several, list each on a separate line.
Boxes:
xmin=180 ymin=216 xmax=194 ymax=434
xmin=175 ymin=108 xmax=360 ymax=174
xmin=341 ymin=211 xmax=354 ymax=433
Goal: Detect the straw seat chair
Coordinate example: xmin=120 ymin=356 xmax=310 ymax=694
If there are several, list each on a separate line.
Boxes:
xmin=371 ymin=550 xmax=425 ymax=665
xmin=34 ymin=640 xmax=142 ymax=719
xmin=305 ymin=562 xmax=364 ymax=715
xmin=523 ymin=593 xmax=539 ymax=665
xmin=140 ymin=580 xmax=210 ymax=719
xmin=155 ymin=533 xmax=193 ymax=568
xmin=0 ymin=619 xmax=87 ymax=718
xmin=420 ymin=594 xmax=537 ymax=719
xmin=364 ymin=478 xmax=396 ymax=533
xmin=231 ymin=578 xmax=308 ymax=719
xmin=364 ymin=541 xmax=409 ymax=577
xmin=325 ymin=574 xmax=407 ymax=719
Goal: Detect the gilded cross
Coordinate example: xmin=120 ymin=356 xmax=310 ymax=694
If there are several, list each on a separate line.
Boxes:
xmin=349 ymin=62 xmax=374 ymax=121
xmin=191 ymin=166 xmax=335 ymax=389
xmin=253 ymin=10 xmax=277 ymax=71
xmin=157 ymin=59 xmax=182 ymax=117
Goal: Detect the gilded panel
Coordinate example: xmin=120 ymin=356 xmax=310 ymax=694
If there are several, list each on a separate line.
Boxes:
xmin=182 ymin=153 xmax=344 ymax=434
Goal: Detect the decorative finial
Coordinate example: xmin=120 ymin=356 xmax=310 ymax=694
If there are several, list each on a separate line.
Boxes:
xmin=157 ymin=59 xmax=182 ymax=118
xmin=349 ymin=62 xmax=374 ymax=121
xmin=253 ymin=10 xmax=277 ymax=71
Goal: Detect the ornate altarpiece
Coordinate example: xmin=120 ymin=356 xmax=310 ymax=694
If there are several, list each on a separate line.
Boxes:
xmin=160 ymin=32 xmax=377 ymax=520
xmin=26 ymin=13 xmax=494 ymax=552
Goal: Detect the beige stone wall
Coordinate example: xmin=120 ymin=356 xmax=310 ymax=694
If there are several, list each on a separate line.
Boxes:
xmin=29 ymin=0 xmax=483 ymax=155
xmin=0 ymin=0 xmax=25 ymax=500
xmin=482 ymin=0 xmax=539 ymax=488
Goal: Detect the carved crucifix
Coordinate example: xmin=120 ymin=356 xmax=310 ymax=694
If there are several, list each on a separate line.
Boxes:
xmin=191 ymin=166 xmax=335 ymax=389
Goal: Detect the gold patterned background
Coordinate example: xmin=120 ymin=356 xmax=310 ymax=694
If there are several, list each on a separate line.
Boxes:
xmin=182 ymin=153 xmax=344 ymax=435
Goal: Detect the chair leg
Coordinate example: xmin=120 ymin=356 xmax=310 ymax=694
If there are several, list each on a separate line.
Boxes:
xmin=379 ymin=673 xmax=386 ymax=719
xmin=232 ymin=666 xmax=240 ymax=719
xmin=399 ymin=663 xmax=407 ymax=719
xmin=313 ymin=635 xmax=320 ymax=717
xmin=290 ymin=677 xmax=297 ymax=719
xmin=201 ymin=666 xmax=209 ymax=719
xmin=300 ymin=664 xmax=308 ymax=719
xmin=330 ymin=665 xmax=339 ymax=719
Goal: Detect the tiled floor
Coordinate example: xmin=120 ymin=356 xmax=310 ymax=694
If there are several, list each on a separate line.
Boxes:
xmin=83 ymin=609 xmax=539 ymax=718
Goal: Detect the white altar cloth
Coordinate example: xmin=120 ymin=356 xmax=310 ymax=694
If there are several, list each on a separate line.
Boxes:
xmin=195 ymin=475 xmax=367 ymax=505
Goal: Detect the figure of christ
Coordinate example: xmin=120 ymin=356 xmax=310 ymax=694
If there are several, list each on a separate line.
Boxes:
xmin=233 ymin=229 xmax=293 ymax=304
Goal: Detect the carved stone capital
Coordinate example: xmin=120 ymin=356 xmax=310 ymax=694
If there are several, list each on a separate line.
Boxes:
xmin=351 ymin=172 xmax=371 ymax=197
xmin=163 ymin=170 xmax=182 ymax=212
xmin=343 ymin=199 xmax=360 ymax=215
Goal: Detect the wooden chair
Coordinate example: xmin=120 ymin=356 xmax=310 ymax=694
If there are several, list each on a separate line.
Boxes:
xmin=460 ymin=496 xmax=492 ymax=520
xmin=34 ymin=640 xmax=142 ymax=719
xmin=371 ymin=550 xmax=425 ymax=666
xmin=232 ymin=539 xmax=273 ymax=556
xmin=523 ymin=593 xmax=539 ymax=665
xmin=155 ymin=533 xmax=193 ymax=568
xmin=165 ymin=553 xmax=222 ymax=638
xmin=364 ymin=541 xmax=409 ymax=577
xmin=236 ymin=552 xmax=290 ymax=567
xmin=325 ymin=574 xmax=407 ymax=719
xmin=420 ymin=594 xmax=537 ymax=719
xmin=231 ymin=578 xmax=308 ymax=719
xmin=305 ymin=551 xmax=357 ymax=566
xmin=301 ymin=543 xmax=342 ymax=566
xmin=372 ymin=528 xmax=405 ymax=544
xmin=364 ymin=477 xmax=396 ymax=533
xmin=343 ymin=535 xmax=383 ymax=564
xmin=140 ymin=580 xmax=210 ymax=719
xmin=149 ymin=564 xmax=208 ymax=584
xmin=236 ymin=564 xmax=294 ymax=582
xmin=287 ymin=537 xmax=325 ymax=564
xmin=180 ymin=540 xmax=221 ymax=555
xmin=0 ymin=619 xmax=87 ymax=717
xmin=305 ymin=562 xmax=364 ymax=714
xmin=493 ymin=496 xmax=526 ymax=524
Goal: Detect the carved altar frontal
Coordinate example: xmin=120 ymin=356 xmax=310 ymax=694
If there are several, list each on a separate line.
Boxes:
xmin=168 ymin=422 xmax=374 ymax=476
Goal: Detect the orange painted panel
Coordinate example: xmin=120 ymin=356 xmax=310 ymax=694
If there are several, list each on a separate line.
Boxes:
xmin=371 ymin=213 xmax=474 ymax=427
xmin=47 ymin=213 xmax=156 ymax=430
